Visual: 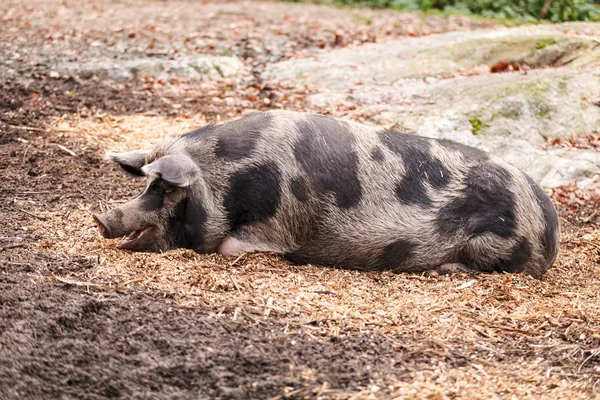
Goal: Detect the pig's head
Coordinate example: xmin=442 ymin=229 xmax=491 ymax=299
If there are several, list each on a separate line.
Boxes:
xmin=93 ymin=149 xmax=206 ymax=252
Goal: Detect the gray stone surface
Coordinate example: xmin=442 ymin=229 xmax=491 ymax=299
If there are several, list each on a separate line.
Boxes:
xmin=264 ymin=26 xmax=600 ymax=87
xmin=59 ymin=55 xmax=246 ymax=81
xmin=264 ymin=24 xmax=600 ymax=188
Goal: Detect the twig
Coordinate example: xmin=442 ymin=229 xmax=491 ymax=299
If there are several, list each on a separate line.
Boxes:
xmin=472 ymin=325 xmax=491 ymax=338
xmin=582 ymin=212 xmax=597 ymax=223
xmin=454 ymin=279 xmax=477 ymax=290
xmin=57 ymin=144 xmax=77 ymax=156
xmin=5 ymin=124 xmax=47 ymax=132
xmin=578 ymin=348 xmax=600 ymax=372
xmin=313 ymin=290 xmax=336 ymax=295
xmin=52 ymin=105 xmax=75 ymax=112
xmin=10 ymin=191 xmax=52 ymax=195
xmin=53 ymin=276 xmax=127 ymax=291
xmin=0 ymin=243 xmax=28 ymax=252
xmin=489 ymin=324 xmax=537 ymax=336
xmin=569 ymin=239 xmax=600 ymax=249
xmin=22 ymin=143 xmax=32 ymax=163
xmin=128 ymin=325 xmax=146 ymax=336
xmin=404 ymin=275 xmax=431 ymax=282
xmin=531 ymin=320 xmax=549 ymax=333
xmin=284 ymin=387 xmax=311 ymax=398
xmin=18 ymin=208 xmax=47 ymax=221
xmin=44 ymin=123 xmax=77 ymax=132
xmin=2 ymin=122 xmax=77 ymax=134
xmin=121 ymin=277 xmax=143 ymax=286
xmin=228 ymin=273 xmax=242 ymax=292
xmin=229 ymin=253 xmax=246 ymax=266
xmin=581 ymin=240 xmax=600 ymax=249
xmin=270 ymin=386 xmax=311 ymax=400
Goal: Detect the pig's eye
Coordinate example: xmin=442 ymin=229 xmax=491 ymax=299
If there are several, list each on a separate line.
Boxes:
xmin=148 ymin=180 xmax=167 ymax=195
xmin=148 ymin=179 xmax=177 ymax=195
xmin=148 ymin=180 xmax=162 ymax=193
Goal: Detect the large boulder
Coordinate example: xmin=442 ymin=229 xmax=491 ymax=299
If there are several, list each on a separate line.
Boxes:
xmin=264 ymin=25 xmax=600 ymax=87
xmin=264 ymin=24 xmax=600 ymax=188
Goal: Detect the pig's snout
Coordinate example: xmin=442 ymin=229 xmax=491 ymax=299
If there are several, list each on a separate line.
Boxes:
xmin=93 ymin=214 xmax=115 ymax=239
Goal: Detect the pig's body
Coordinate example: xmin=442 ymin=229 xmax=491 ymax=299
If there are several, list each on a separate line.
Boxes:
xmin=95 ymin=110 xmax=560 ymax=278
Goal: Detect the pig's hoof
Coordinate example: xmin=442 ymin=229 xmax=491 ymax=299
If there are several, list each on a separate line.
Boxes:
xmin=428 ymin=263 xmax=473 ymax=276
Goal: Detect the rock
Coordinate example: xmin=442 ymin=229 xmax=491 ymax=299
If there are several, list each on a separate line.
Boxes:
xmin=416 ymin=111 xmax=488 ymax=151
xmin=368 ymin=70 xmax=600 ymax=188
xmin=483 ymin=138 xmax=600 ymax=189
xmin=60 ymin=55 xmax=245 ymax=81
xmin=418 ymin=118 xmax=600 ymax=188
xmin=365 ymin=68 xmax=600 ymax=142
xmin=264 ymin=25 xmax=600 ymax=87
xmin=264 ymin=23 xmax=600 ymax=188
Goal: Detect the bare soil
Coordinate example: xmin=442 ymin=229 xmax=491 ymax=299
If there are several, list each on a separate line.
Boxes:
xmin=1 ymin=1 xmax=599 ymax=399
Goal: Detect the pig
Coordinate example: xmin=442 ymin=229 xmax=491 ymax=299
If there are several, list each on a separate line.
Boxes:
xmin=94 ymin=110 xmax=560 ymax=278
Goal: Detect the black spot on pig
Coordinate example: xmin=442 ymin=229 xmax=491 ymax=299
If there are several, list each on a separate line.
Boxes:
xmin=183 ymin=198 xmax=208 ymax=251
xmin=438 ymin=139 xmax=489 ymax=163
xmin=506 ymin=237 xmax=533 ymax=272
xmin=436 ymin=162 xmax=516 ymax=238
xmin=224 ymin=162 xmax=282 ymax=230
xmin=371 ymin=147 xmax=385 ymax=162
xmin=118 ymin=162 xmax=145 ymax=177
xmin=526 ymin=175 xmax=559 ymax=264
xmin=483 ymin=237 xmax=532 ymax=273
xmin=215 ymin=130 xmax=261 ymax=161
xmin=378 ymin=131 xmax=451 ymax=206
xmin=290 ymin=177 xmax=310 ymax=203
xmin=377 ymin=239 xmax=418 ymax=270
xmin=395 ymin=176 xmax=432 ymax=207
xmin=138 ymin=180 xmax=167 ymax=212
xmin=110 ymin=150 xmax=149 ymax=176
xmin=165 ymin=198 xmax=188 ymax=248
xmin=214 ymin=112 xmax=271 ymax=161
xmin=285 ymin=245 xmax=318 ymax=266
xmin=294 ymin=115 xmax=362 ymax=208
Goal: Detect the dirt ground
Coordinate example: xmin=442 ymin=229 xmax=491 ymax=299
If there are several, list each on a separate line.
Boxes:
xmin=1 ymin=1 xmax=599 ymax=399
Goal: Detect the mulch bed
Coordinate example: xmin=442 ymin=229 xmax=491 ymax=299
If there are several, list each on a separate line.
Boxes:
xmin=1 ymin=1 xmax=599 ymax=398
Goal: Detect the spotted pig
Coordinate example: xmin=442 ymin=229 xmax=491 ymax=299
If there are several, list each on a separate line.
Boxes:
xmin=94 ymin=110 xmax=560 ymax=278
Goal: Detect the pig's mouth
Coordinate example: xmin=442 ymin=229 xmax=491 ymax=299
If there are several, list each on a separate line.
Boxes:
xmin=117 ymin=226 xmax=156 ymax=250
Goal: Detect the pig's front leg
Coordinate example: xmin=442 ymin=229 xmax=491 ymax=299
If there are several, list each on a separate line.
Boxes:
xmin=218 ymin=236 xmax=262 ymax=257
xmin=217 ymin=221 xmax=298 ymax=258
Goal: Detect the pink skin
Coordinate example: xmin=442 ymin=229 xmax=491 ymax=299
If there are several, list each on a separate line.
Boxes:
xmin=218 ymin=237 xmax=261 ymax=257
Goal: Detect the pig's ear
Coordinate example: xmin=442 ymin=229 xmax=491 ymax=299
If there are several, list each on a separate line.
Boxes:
xmin=105 ymin=150 xmax=151 ymax=176
xmin=142 ymin=154 xmax=200 ymax=188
